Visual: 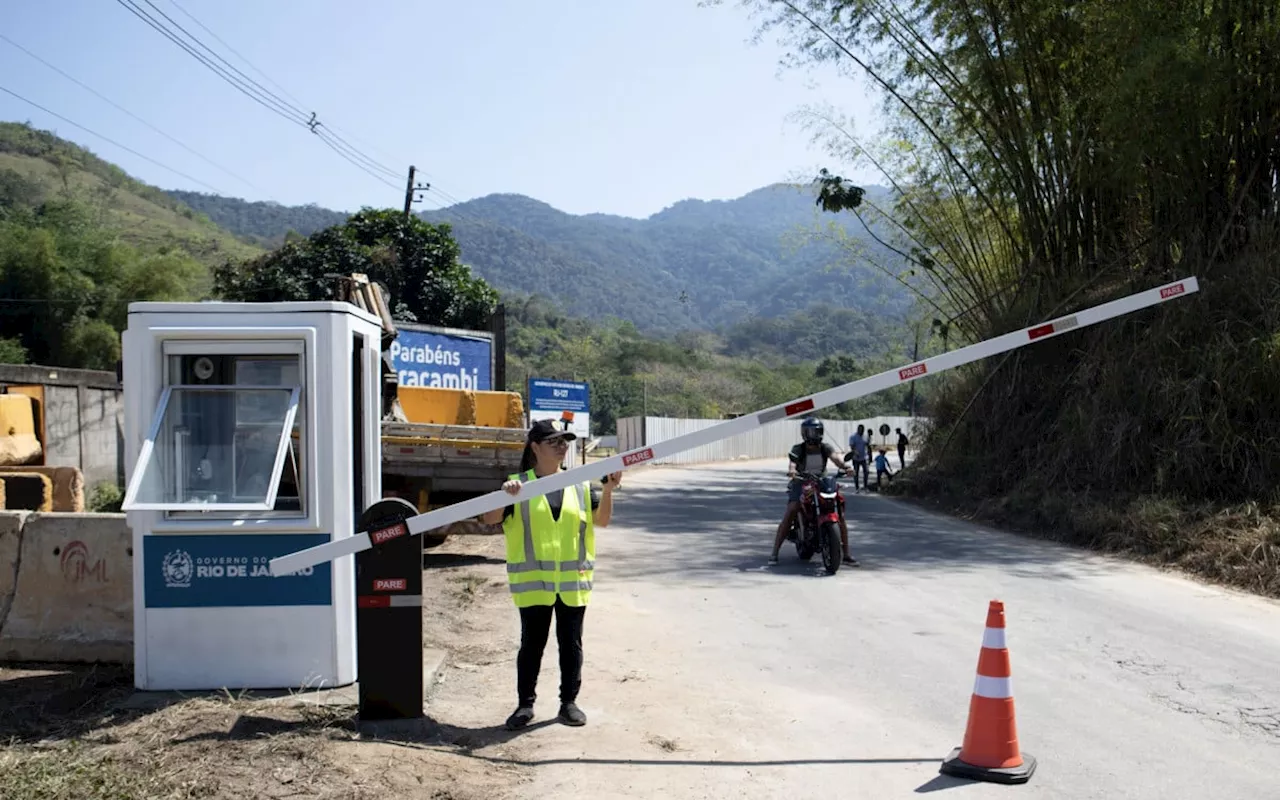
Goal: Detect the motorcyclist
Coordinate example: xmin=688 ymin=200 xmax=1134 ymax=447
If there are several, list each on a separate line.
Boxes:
xmin=769 ymin=416 xmax=860 ymax=567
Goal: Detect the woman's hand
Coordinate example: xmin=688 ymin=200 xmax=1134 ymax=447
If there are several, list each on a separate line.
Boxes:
xmin=502 ymin=479 xmax=522 ymax=495
xmin=603 ymin=471 xmax=622 ymax=490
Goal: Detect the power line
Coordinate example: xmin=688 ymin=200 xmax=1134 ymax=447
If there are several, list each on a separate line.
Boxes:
xmin=136 ymin=0 xmax=311 ymax=121
xmin=0 ymin=31 xmax=259 ymax=193
xmin=164 ymin=0 xmax=311 ymax=113
xmin=164 ymin=0 xmax=416 ymax=188
xmin=115 ymin=0 xmax=409 ymax=192
xmin=118 ymin=0 xmax=491 ymax=221
xmin=113 ymin=0 xmax=308 ymax=127
xmin=0 ymin=83 xmax=225 ymax=193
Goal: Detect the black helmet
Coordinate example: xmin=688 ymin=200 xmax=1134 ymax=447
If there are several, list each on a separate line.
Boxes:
xmin=800 ymin=416 xmax=824 ymax=443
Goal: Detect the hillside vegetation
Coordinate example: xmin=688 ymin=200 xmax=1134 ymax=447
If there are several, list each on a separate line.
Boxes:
xmin=0 ymin=121 xmax=924 ymax=425
xmin=171 ymin=183 xmax=915 ymax=331
xmin=738 ymin=0 xmax=1280 ymax=596
xmin=0 ymin=123 xmax=261 ymax=269
xmin=0 ymin=122 xmax=263 ymax=367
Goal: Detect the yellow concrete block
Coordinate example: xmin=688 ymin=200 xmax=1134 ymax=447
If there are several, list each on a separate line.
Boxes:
xmin=0 ymin=472 xmax=52 ymax=512
xmin=0 ymin=394 xmax=41 ymax=466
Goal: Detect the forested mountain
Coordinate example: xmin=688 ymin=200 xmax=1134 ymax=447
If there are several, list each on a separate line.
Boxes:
xmin=2 ymin=120 xmax=923 ymax=427
xmin=1 ymin=122 xmax=260 ymax=270
xmin=170 ymin=183 xmax=913 ymax=332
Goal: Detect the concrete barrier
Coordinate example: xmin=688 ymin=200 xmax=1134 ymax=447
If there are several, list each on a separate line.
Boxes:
xmin=0 ymin=512 xmax=24 ymax=634
xmin=0 ymin=512 xmax=132 ymax=663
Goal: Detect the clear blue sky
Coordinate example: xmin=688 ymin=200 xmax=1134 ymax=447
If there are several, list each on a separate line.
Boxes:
xmin=0 ymin=0 xmax=881 ymax=219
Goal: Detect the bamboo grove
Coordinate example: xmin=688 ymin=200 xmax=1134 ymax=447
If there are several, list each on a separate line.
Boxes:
xmin=718 ymin=0 xmax=1280 ymax=512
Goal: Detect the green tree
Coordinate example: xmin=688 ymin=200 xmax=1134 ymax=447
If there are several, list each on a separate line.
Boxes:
xmin=719 ymin=0 xmax=1280 ymax=505
xmin=0 ymin=197 xmax=202 ymax=368
xmin=212 ymin=208 xmax=499 ymax=329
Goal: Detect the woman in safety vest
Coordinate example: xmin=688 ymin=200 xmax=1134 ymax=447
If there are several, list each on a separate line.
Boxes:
xmin=481 ymin=418 xmax=622 ymax=730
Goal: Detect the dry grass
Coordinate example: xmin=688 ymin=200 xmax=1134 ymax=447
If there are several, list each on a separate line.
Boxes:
xmin=891 ymin=228 xmax=1280 ymax=599
xmin=0 ymin=536 xmax=527 ymax=800
xmin=889 ymin=474 xmax=1280 ymax=598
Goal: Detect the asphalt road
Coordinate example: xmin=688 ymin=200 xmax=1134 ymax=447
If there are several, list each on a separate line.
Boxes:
xmin=511 ymin=460 xmax=1280 ymax=799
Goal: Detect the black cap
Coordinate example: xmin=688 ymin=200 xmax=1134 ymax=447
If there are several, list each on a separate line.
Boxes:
xmin=528 ymin=418 xmax=577 ymax=443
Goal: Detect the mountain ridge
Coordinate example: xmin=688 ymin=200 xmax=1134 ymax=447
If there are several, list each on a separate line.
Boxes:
xmin=170 ymin=181 xmax=911 ymax=332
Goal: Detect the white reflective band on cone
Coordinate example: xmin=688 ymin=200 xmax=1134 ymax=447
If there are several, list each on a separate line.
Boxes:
xmin=269 ymin=276 xmax=1199 ymax=577
xmin=974 ymin=675 xmax=1014 ymax=699
xmin=982 ymin=627 xmax=1007 ymax=649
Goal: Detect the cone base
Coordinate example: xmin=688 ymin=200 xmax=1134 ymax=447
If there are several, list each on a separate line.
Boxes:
xmin=940 ymin=747 xmax=1036 ymax=785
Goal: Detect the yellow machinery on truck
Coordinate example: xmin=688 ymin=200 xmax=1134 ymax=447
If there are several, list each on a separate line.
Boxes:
xmin=0 ymin=391 xmax=86 ymax=512
xmin=340 ymin=274 xmax=525 ymax=547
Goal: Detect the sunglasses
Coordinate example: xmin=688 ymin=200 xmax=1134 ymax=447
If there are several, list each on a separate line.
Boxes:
xmin=538 ymin=437 xmax=571 ymax=449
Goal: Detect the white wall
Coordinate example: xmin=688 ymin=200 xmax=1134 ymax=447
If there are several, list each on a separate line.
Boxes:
xmin=616 ymin=415 xmax=930 ymax=466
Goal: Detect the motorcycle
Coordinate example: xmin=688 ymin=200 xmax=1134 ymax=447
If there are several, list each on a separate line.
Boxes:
xmin=786 ymin=470 xmax=847 ymax=574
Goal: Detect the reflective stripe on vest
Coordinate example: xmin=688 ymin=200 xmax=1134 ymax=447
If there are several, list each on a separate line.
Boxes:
xmin=503 ymin=471 xmax=594 ymax=600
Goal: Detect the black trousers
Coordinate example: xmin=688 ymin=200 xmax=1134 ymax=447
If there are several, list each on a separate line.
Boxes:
xmin=517 ymin=597 xmax=586 ymax=706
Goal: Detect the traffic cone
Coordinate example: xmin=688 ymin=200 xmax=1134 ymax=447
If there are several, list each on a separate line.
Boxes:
xmin=939 ymin=600 xmax=1036 ymax=784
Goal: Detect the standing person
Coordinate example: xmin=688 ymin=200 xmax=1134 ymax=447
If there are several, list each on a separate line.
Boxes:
xmin=896 ymin=427 xmax=909 ymax=470
xmin=847 ymin=424 xmax=870 ymax=491
xmin=481 ymin=419 xmax=622 ymax=731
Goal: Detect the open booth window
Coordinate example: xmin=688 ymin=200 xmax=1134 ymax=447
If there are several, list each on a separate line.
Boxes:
xmin=122 ymin=344 xmax=309 ymax=518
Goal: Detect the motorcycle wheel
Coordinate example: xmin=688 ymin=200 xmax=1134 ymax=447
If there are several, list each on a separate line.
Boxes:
xmin=820 ymin=521 xmax=842 ymax=575
xmin=794 ymin=519 xmax=814 ymax=560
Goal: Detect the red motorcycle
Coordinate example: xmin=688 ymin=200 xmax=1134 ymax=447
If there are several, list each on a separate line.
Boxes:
xmin=786 ymin=470 xmax=847 ymax=574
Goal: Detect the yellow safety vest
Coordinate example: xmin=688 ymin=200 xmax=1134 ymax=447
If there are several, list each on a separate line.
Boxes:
xmin=501 ymin=469 xmax=595 ymax=608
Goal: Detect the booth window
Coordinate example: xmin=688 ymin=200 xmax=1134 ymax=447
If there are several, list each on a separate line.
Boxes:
xmin=122 ymin=352 xmax=308 ymax=516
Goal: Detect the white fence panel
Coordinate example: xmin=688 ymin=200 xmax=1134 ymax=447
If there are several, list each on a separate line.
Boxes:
xmin=614 ymin=415 xmax=930 ymax=466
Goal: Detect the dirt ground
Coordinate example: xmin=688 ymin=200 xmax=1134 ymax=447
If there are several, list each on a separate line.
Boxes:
xmin=0 ymin=531 xmax=533 ymax=800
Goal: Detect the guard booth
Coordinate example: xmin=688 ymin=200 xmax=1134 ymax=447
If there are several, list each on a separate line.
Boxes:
xmin=120 ymin=301 xmax=384 ymax=691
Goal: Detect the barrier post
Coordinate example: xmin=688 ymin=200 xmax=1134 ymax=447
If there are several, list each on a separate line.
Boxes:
xmin=354 ymin=498 xmax=424 ymax=721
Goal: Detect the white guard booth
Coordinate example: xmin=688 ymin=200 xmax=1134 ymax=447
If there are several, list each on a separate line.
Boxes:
xmin=121 ymin=301 xmax=384 ymax=691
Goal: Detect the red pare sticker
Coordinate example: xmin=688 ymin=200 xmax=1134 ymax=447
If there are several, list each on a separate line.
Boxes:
xmin=622 ymin=448 xmax=654 ymax=467
xmin=369 ymin=522 xmax=408 ymax=545
xmin=1027 ymin=323 xmax=1055 ymax=340
xmin=373 ymin=578 xmax=407 ymax=592
xmin=899 ymin=363 xmax=928 ymax=381
xmin=1160 ymin=283 xmax=1185 ymax=299
xmin=784 ymin=398 xmax=815 ymax=416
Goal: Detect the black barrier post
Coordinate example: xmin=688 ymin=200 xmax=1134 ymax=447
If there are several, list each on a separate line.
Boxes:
xmin=355 ymin=497 xmax=423 ymax=721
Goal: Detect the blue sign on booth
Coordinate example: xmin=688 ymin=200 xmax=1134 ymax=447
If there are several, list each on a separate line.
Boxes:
xmin=144 ymin=534 xmax=333 ymax=609
xmin=530 ymin=378 xmax=589 ymax=413
xmin=390 ymin=326 xmax=492 ymax=390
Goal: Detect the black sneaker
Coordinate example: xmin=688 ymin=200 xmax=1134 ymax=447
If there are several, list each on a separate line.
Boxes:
xmin=843 ymin=554 xmax=860 ymax=567
xmin=505 ymin=705 xmax=534 ymax=730
xmin=558 ymin=702 xmax=587 ymax=726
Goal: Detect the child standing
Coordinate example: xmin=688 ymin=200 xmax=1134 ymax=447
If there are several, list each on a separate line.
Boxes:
xmin=874 ymin=449 xmax=894 ymax=489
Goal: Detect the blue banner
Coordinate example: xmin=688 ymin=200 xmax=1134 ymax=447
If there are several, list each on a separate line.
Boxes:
xmin=530 ymin=378 xmax=590 ymax=413
xmin=390 ymin=328 xmax=491 ymax=390
xmin=144 ymin=534 xmax=333 ymax=609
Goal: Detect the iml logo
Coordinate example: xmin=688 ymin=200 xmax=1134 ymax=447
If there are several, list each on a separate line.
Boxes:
xmin=899 ymin=363 xmax=928 ymax=381
xmin=1160 ymin=283 xmax=1186 ymax=299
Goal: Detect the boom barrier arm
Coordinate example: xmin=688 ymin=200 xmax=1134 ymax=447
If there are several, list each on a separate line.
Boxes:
xmin=270 ymin=276 xmax=1198 ymax=576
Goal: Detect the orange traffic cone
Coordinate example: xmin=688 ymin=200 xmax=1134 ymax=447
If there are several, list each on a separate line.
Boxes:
xmin=940 ymin=600 xmax=1036 ymax=784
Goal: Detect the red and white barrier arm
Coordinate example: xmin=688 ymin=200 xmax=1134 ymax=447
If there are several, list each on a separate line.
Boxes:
xmin=269 ymin=276 xmax=1198 ymax=576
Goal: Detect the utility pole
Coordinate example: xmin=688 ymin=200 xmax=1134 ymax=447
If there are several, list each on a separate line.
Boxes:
xmin=403 ymin=165 xmax=431 ymax=220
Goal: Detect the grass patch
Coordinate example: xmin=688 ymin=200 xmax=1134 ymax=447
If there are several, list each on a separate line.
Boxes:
xmin=0 ymin=743 xmax=196 ymax=800
xmin=447 ymin=573 xmax=487 ymax=605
